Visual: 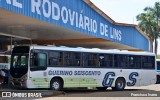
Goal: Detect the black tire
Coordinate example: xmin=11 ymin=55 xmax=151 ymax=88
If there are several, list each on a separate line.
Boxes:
xmin=111 ymin=87 xmax=116 ymax=91
xmin=50 ymin=78 xmax=63 ymax=91
xmin=96 ymin=87 xmax=108 ymax=91
xmin=156 ymin=75 xmax=160 ymax=84
xmin=112 ymin=78 xmax=126 ymax=91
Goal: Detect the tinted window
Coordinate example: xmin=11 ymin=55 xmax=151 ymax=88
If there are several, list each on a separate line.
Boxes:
xmin=64 ymin=52 xmax=81 ymax=66
xmin=157 ymin=61 xmax=160 ymax=70
xmin=98 ymin=54 xmax=106 ymax=67
xmin=142 ymin=56 xmax=155 ymax=69
xmin=98 ymin=54 xmax=113 ymax=67
xmin=31 ymin=52 xmax=47 ymax=67
xmin=119 ymin=55 xmax=128 ymax=68
xmin=12 ymin=55 xmax=28 ymax=68
xmin=114 ymin=55 xmax=119 ymax=68
xmin=38 ymin=53 xmax=47 ymax=66
xmin=113 ymin=55 xmax=129 ymax=68
xmin=49 ymin=51 xmax=63 ymax=66
xmin=83 ymin=53 xmax=98 ymax=67
xmin=0 ymin=56 xmax=9 ymax=63
xmin=128 ymin=55 xmax=141 ymax=69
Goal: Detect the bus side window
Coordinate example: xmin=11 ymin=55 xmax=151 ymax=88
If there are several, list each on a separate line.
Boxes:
xmin=127 ymin=56 xmax=141 ymax=69
xmin=0 ymin=56 xmax=8 ymax=63
xmin=49 ymin=51 xmax=63 ymax=66
xmin=114 ymin=55 xmax=119 ymax=68
xmin=157 ymin=61 xmax=160 ymax=70
xmin=106 ymin=54 xmax=113 ymax=68
xmin=150 ymin=56 xmax=155 ymax=69
xmin=88 ymin=53 xmax=98 ymax=67
xmin=37 ymin=53 xmax=47 ymax=66
xmin=83 ymin=53 xmax=88 ymax=67
xmin=142 ymin=56 xmax=155 ymax=69
xmin=31 ymin=52 xmax=47 ymax=71
xmin=72 ymin=52 xmax=81 ymax=66
xmin=128 ymin=56 xmax=134 ymax=68
xmin=98 ymin=54 xmax=105 ymax=67
xmin=64 ymin=52 xmax=81 ymax=67
xmin=31 ymin=53 xmax=38 ymax=66
xmin=119 ymin=55 xmax=128 ymax=68
xmin=98 ymin=54 xmax=113 ymax=68
xmin=64 ymin=52 xmax=72 ymax=66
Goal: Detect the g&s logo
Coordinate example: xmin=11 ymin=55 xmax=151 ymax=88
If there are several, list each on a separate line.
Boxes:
xmin=102 ymin=72 xmax=139 ymax=87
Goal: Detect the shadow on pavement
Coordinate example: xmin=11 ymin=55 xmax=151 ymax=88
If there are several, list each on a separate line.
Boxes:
xmin=0 ymin=84 xmax=159 ymax=97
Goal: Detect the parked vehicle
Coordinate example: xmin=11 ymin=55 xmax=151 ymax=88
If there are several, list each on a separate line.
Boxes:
xmin=156 ymin=59 xmax=160 ymax=84
xmin=9 ymin=46 xmax=156 ymax=91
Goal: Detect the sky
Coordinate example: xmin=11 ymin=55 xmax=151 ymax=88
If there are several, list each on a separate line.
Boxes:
xmin=90 ymin=0 xmax=159 ymax=25
xmin=91 ymin=0 xmax=160 ymax=54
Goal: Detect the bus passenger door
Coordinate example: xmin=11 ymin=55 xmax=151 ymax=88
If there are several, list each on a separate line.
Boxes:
xmin=29 ymin=50 xmax=49 ymax=88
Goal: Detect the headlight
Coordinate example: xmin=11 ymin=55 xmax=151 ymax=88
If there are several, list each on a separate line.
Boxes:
xmin=21 ymin=74 xmax=27 ymax=80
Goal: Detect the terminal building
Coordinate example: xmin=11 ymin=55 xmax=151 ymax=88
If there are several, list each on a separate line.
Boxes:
xmin=0 ymin=0 xmax=150 ymax=52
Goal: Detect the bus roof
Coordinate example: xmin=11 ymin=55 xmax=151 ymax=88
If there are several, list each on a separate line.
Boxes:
xmin=27 ymin=45 xmax=155 ymax=56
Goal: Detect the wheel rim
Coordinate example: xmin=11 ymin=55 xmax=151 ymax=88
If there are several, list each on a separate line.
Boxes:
xmin=52 ymin=81 xmax=60 ymax=90
xmin=117 ymin=80 xmax=124 ymax=89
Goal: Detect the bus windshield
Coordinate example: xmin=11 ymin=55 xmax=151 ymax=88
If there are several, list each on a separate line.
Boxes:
xmin=10 ymin=46 xmax=30 ymax=78
xmin=12 ymin=54 xmax=28 ymax=69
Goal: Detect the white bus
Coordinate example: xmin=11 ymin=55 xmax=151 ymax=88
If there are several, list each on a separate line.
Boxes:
xmin=0 ymin=54 xmax=11 ymax=70
xmin=9 ymin=46 xmax=156 ymax=91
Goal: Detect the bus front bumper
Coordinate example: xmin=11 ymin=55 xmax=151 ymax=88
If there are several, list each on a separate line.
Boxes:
xmin=9 ymin=79 xmax=27 ymax=88
xmin=9 ymin=79 xmax=37 ymax=89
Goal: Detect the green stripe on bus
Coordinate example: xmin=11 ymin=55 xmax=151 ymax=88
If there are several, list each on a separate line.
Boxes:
xmin=31 ymin=77 xmax=100 ymax=88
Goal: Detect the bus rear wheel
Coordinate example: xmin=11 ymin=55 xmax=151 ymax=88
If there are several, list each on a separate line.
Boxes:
xmin=50 ymin=78 xmax=63 ymax=91
xmin=112 ymin=78 xmax=126 ymax=91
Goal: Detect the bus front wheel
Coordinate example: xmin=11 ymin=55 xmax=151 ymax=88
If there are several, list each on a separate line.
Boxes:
xmin=112 ymin=78 xmax=126 ymax=91
xmin=50 ymin=78 xmax=63 ymax=91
